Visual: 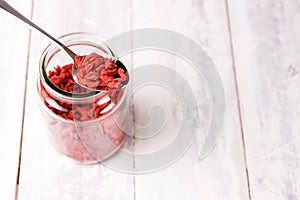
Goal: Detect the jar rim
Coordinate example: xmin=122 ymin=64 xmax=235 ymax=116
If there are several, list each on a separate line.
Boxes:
xmin=39 ymin=32 xmax=119 ymax=99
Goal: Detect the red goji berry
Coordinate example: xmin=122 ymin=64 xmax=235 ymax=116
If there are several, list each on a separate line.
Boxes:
xmin=40 ymin=60 xmax=127 ymax=162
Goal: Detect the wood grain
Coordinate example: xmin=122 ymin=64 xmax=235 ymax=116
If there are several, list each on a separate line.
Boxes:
xmin=227 ymin=0 xmax=300 ymax=199
xmin=17 ymin=0 xmax=134 ymax=199
xmin=131 ymin=0 xmax=250 ymax=199
xmin=0 ymin=0 xmax=32 ymax=199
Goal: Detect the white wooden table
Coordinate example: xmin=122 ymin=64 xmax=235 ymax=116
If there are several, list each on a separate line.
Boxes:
xmin=0 ymin=0 xmax=299 ymax=199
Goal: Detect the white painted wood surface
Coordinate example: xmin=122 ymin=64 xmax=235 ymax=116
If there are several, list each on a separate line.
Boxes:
xmin=0 ymin=0 xmax=299 ymax=199
xmin=131 ymin=0 xmax=249 ymax=199
xmin=227 ymin=0 xmax=300 ymax=199
xmin=0 ymin=0 xmax=31 ymax=199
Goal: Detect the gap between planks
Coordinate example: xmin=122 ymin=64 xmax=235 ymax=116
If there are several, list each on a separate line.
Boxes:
xmin=224 ymin=0 xmax=252 ymax=199
xmin=14 ymin=0 xmax=35 ymax=199
xmin=129 ymin=0 xmax=136 ymax=199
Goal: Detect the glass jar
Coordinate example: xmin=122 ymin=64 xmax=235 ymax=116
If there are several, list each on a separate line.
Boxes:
xmin=36 ymin=32 xmax=129 ymax=163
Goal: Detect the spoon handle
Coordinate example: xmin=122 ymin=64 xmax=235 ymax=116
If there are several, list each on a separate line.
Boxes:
xmin=0 ymin=0 xmax=76 ymax=59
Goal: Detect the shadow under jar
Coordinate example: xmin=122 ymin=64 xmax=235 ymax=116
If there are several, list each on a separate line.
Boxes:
xmin=37 ymin=32 xmax=129 ymax=163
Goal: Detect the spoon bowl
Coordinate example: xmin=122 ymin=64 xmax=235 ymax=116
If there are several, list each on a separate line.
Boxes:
xmin=72 ymin=56 xmax=129 ymax=92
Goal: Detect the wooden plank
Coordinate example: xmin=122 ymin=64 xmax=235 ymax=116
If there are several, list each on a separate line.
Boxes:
xmin=131 ymin=0 xmax=250 ymax=199
xmin=227 ymin=0 xmax=300 ymax=199
xmin=0 ymin=0 xmax=32 ymax=199
xmin=18 ymin=0 xmax=134 ymax=199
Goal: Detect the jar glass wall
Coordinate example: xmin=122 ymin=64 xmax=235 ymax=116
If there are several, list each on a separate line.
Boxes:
xmin=37 ymin=32 xmax=129 ymax=163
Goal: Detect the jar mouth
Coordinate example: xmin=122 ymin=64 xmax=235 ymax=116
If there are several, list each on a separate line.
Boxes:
xmin=37 ymin=32 xmax=130 ymax=123
xmin=39 ymin=32 xmax=119 ymax=99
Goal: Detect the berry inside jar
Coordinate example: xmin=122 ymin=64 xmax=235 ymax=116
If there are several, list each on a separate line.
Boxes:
xmin=39 ymin=52 xmax=129 ymax=163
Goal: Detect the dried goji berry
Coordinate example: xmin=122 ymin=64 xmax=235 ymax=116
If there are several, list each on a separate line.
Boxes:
xmin=40 ymin=60 xmax=127 ymax=163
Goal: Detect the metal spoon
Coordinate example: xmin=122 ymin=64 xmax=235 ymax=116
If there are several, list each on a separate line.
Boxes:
xmin=0 ymin=0 xmax=128 ymax=91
